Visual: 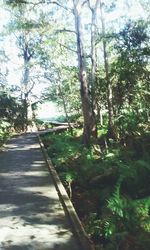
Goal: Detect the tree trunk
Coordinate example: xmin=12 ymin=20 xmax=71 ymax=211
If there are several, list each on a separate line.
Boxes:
xmin=88 ymin=0 xmax=100 ymax=135
xmin=73 ymin=0 xmax=96 ymax=147
xmin=22 ymin=65 xmax=29 ymax=130
xmin=100 ymin=0 xmax=116 ymax=139
xmin=88 ymin=0 xmax=99 ymax=110
xmin=22 ymin=44 xmax=33 ymax=131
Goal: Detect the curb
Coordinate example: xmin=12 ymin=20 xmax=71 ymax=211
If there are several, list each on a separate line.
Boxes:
xmin=37 ymin=133 xmax=95 ymax=250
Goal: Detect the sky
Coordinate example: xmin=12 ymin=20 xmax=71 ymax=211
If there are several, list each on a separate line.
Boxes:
xmin=0 ymin=7 xmax=22 ymax=84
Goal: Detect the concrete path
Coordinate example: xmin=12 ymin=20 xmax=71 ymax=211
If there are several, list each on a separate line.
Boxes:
xmin=0 ymin=133 xmax=81 ymax=250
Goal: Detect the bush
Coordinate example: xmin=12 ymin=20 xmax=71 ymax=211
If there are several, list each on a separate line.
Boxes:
xmin=0 ymin=120 xmax=11 ymax=146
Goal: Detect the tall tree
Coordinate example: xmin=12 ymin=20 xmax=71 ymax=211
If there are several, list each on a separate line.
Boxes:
xmin=87 ymin=0 xmax=99 ymax=110
xmin=18 ymin=31 xmax=35 ymax=127
xmin=6 ymin=2 xmax=43 ymax=130
xmin=99 ymin=0 xmax=117 ymax=139
xmin=73 ymin=0 xmax=97 ymax=146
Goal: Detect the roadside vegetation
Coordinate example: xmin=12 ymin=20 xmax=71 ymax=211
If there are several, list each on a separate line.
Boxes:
xmin=41 ymin=122 xmax=150 ymax=250
xmin=0 ymin=121 xmax=10 ymax=147
xmin=0 ymin=86 xmax=24 ymax=147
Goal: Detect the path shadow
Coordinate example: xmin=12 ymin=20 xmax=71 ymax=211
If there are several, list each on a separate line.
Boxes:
xmin=0 ymin=134 xmax=81 ymax=250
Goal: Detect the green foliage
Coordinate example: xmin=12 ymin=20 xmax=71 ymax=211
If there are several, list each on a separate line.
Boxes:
xmin=0 ymin=120 xmax=10 ymax=146
xmin=104 ymin=182 xmax=150 ymax=249
xmin=115 ymin=110 xmax=146 ymax=136
xmin=85 ymin=213 xmax=103 ymax=239
xmin=42 ymin=66 xmax=81 ymax=118
xmin=35 ymin=119 xmax=52 ymax=129
xmin=97 ymin=125 xmax=108 ymax=137
xmin=41 ymin=127 xmax=150 ymax=249
xmin=0 ymin=86 xmax=27 ymax=134
xmin=0 ymin=90 xmax=18 ymax=121
xmin=60 ymin=171 xmax=77 ymax=193
xmin=112 ymin=20 xmax=150 ymax=123
xmin=41 ymin=129 xmax=102 ymax=185
xmin=42 ymin=130 xmax=81 ymax=166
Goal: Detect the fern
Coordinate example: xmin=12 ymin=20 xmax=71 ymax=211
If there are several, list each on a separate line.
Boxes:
xmin=105 ymin=181 xmax=150 ymax=249
xmin=107 ymin=180 xmax=124 ymax=218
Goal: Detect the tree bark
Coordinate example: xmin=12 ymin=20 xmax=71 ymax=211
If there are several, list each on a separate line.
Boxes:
xmin=21 ymin=41 xmax=33 ymax=130
xmin=88 ymin=0 xmax=99 ymax=109
xmin=73 ymin=0 xmax=96 ymax=147
xmin=100 ymin=0 xmax=116 ymax=139
xmin=87 ymin=0 xmax=100 ymax=134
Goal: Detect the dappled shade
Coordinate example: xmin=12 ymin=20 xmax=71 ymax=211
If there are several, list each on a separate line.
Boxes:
xmin=0 ymin=134 xmax=81 ymax=250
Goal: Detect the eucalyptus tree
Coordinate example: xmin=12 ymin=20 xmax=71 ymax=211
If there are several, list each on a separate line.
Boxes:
xmin=86 ymin=0 xmax=100 ymax=131
xmin=31 ymin=2 xmax=78 ymax=126
xmin=72 ymin=0 xmax=97 ymax=146
xmin=48 ymin=0 xmax=97 ymax=145
xmin=99 ymin=0 xmax=117 ymax=139
xmin=5 ymin=2 xmax=44 ymax=129
xmin=5 ymin=0 xmax=99 ymax=145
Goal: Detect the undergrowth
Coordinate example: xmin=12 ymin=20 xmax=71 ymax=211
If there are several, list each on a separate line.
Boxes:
xmin=41 ymin=128 xmax=150 ymax=250
xmin=0 ymin=120 xmax=11 ymax=147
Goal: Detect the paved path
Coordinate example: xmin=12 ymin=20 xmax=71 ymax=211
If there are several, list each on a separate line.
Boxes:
xmin=0 ymin=133 xmax=81 ymax=250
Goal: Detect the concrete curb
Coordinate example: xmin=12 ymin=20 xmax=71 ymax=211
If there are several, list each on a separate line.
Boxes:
xmin=37 ymin=133 xmax=95 ymax=250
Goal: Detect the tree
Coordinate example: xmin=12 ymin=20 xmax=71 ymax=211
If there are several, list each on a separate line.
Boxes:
xmin=43 ymin=65 xmax=81 ymax=134
xmin=113 ymin=20 xmax=149 ymax=110
xmin=87 ymin=0 xmax=99 ymax=113
xmin=6 ymin=2 xmax=44 ymax=130
xmin=18 ymin=31 xmax=35 ymax=127
xmin=99 ymin=0 xmax=117 ymax=139
xmin=73 ymin=0 xmax=97 ymax=146
xmin=5 ymin=0 xmax=150 ymax=141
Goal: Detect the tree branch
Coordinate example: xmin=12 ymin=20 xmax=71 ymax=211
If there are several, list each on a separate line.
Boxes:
xmin=7 ymin=0 xmax=71 ymax=12
xmin=57 ymin=42 xmax=77 ymax=53
xmin=47 ymin=0 xmax=71 ymax=11
xmin=55 ymin=28 xmax=76 ymax=34
xmin=81 ymin=0 xmax=87 ymax=8
xmin=25 ymin=78 xmax=36 ymax=96
xmin=87 ymin=0 xmax=100 ymax=11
